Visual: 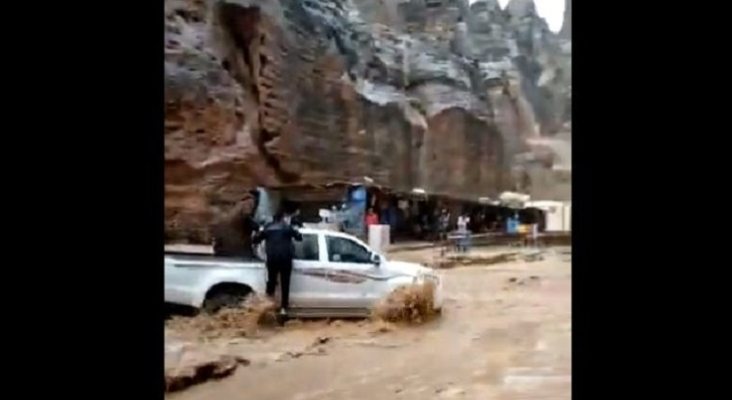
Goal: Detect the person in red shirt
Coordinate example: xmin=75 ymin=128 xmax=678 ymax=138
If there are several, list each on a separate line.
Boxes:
xmin=365 ymin=208 xmax=379 ymax=227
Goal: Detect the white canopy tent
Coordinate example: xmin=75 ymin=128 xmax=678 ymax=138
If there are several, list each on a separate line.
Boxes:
xmin=525 ymin=200 xmax=571 ymax=232
xmin=498 ymin=191 xmax=531 ymax=209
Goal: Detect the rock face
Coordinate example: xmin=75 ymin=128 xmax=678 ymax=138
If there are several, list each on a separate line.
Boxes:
xmin=165 ymin=340 xmax=246 ymax=392
xmin=559 ymin=0 xmax=571 ymax=39
xmin=164 ymin=0 xmax=572 ymax=241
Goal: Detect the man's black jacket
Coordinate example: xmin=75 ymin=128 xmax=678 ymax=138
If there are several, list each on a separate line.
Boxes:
xmin=253 ymin=220 xmax=302 ymax=262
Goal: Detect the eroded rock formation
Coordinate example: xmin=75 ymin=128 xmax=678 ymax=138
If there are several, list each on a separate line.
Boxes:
xmin=165 ymin=0 xmax=572 ymax=241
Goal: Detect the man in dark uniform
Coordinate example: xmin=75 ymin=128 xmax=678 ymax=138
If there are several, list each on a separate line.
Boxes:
xmin=253 ymin=211 xmax=302 ymax=317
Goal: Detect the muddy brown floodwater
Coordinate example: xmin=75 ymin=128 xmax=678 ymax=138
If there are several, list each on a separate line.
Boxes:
xmin=166 ymin=247 xmax=571 ymax=400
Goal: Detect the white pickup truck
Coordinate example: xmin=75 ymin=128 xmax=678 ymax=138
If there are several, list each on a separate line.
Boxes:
xmin=165 ymin=228 xmax=443 ymax=318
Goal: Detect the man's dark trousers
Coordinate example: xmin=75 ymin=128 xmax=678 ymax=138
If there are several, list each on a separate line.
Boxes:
xmin=265 ymin=257 xmax=293 ymax=311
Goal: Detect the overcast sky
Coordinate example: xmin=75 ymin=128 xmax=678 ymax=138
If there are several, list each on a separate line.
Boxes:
xmin=469 ymin=0 xmax=566 ymax=33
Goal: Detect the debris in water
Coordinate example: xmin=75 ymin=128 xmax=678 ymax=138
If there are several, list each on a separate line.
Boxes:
xmin=370 ymin=320 xmax=395 ymax=333
xmin=165 ymin=294 xmax=277 ymax=340
xmin=505 ymin=276 xmax=542 ymax=288
xmin=371 ymin=282 xmax=438 ymax=324
xmin=234 ymin=356 xmax=251 ymax=365
xmin=284 ymin=319 xmax=304 ymax=328
xmin=315 ymin=336 xmax=331 ymax=345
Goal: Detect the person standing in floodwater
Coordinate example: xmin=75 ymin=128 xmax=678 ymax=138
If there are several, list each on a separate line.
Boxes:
xmin=253 ymin=211 xmax=302 ymax=319
xmin=456 ymin=213 xmax=471 ymax=252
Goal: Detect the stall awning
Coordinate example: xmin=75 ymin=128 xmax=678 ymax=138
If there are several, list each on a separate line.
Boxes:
xmin=498 ymin=191 xmax=531 ymax=208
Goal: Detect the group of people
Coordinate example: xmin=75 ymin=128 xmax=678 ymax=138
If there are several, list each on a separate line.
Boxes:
xmin=434 ymin=209 xmax=472 ymax=252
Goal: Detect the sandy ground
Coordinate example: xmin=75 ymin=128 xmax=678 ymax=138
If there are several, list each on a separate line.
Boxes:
xmin=166 ymin=247 xmax=571 ymax=400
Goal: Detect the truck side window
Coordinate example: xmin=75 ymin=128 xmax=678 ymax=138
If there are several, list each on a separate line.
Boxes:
xmin=326 ymin=236 xmax=371 ymax=264
xmin=294 ymin=233 xmax=319 ymax=261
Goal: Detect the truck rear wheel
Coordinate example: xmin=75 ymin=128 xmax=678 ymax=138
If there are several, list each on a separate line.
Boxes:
xmin=202 ymin=285 xmax=253 ymax=314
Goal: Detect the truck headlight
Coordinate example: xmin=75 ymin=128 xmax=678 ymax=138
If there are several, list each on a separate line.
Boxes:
xmin=422 ymin=273 xmax=440 ymax=285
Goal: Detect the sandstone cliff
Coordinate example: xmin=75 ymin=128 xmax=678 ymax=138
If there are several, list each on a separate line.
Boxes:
xmin=164 ymin=0 xmax=571 ymax=242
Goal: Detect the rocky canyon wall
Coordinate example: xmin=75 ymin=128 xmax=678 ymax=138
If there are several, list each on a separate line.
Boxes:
xmin=164 ymin=0 xmax=571 ymax=242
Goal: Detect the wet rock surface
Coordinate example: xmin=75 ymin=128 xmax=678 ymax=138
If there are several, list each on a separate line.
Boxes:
xmin=164 ymin=341 xmax=246 ymax=393
xmin=164 ymin=0 xmax=572 ymax=240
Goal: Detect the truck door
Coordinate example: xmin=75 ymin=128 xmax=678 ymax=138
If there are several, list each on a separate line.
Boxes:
xmin=321 ymin=235 xmax=380 ymax=309
xmin=289 ymin=232 xmax=329 ymax=309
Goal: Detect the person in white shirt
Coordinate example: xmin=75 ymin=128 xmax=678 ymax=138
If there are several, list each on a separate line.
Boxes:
xmin=457 ymin=215 xmax=469 ymax=231
xmin=456 ymin=214 xmax=471 ymax=253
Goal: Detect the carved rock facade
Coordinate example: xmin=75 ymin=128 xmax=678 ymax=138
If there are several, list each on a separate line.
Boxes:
xmin=164 ymin=0 xmax=571 ymax=241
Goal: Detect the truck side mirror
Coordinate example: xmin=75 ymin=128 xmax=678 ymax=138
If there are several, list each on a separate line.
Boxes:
xmin=370 ymin=252 xmax=382 ymax=266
